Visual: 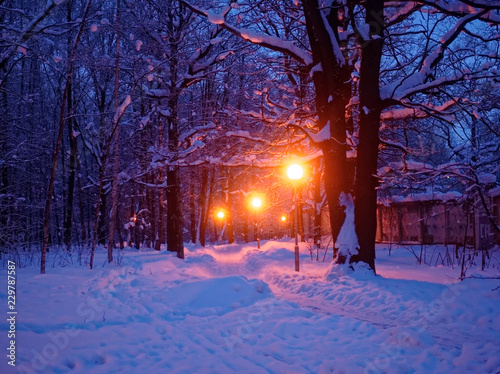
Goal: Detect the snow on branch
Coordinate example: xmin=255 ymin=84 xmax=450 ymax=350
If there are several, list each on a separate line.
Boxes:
xmin=286 ymin=122 xmax=331 ymax=144
xmin=181 ymin=1 xmax=313 ymax=66
xmin=319 ymin=8 xmax=345 ymax=66
xmin=141 ymin=86 xmax=170 ymax=98
xmin=423 ymin=0 xmax=500 ymax=21
xmin=285 ymin=122 xmax=351 ymax=147
xmin=179 ymin=123 xmax=216 ymax=143
xmin=385 ymin=2 xmax=422 ymax=26
xmin=379 ymin=138 xmax=409 ymax=154
xmin=180 ymin=27 xmax=234 ymax=88
xmin=381 ymin=100 xmax=457 ymax=121
xmin=185 ymin=50 xmax=235 ymax=85
xmin=0 ymin=0 xmax=64 ymax=73
xmin=113 ymin=95 xmax=131 ymax=124
xmin=381 ymin=10 xmax=490 ymax=101
xmin=225 ymin=131 xmax=275 ymax=146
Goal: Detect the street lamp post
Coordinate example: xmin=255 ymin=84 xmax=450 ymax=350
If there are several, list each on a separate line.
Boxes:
xmin=216 ymin=210 xmax=225 ymax=244
xmin=251 ymin=197 xmax=262 ymax=249
xmin=287 ymin=163 xmax=304 ymax=272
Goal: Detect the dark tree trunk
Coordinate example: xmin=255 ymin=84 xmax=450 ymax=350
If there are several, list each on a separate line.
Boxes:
xmin=166 ymin=166 xmax=183 ymax=258
xmin=313 ymin=159 xmax=322 ymax=247
xmin=165 ymin=24 xmax=184 ymax=258
xmin=155 ymin=181 xmax=165 ymax=251
xmin=198 ymin=167 xmax=209 ymax=247
xmin=205 ymin=170 xmax=216 ymax=244
xmin=189 ymin=169 xmax=197 ymax=244
xmin=302 ymin=0 xmax=351 ymax=252
xmin=41 ymin=0 xmax=93 ymax=273
xmin=148 ymin=173 xmax=157 ymax=247
xmin=146 ymin=174 xmax=155 ymax=249
xmin=155 ymin=114 xmax=166 ymax=251
xmin=77 ymin=166 xmax=87 ymax=244
xmin=63 ymin=4 xmax=77 ymax=250
xmin=63 ymin=78 xmax=77 ymax=250
xmin=226 ymin=167 xmax=235 ymax=244
xmin=97 ymin=191 xmax=107 ymax=245
xmin=107 ymin=0 xmax=122 ymax=262
xmin=90 ymin=159 xmax=108 ymax=269
xmin=243 ymin=211 xmax=249 ymax=243
xmin=116 ymin=209 xmax=125 ymax=250
xmin=351 ymin=0 xmax=385 ymax=272
xmin=129 ymin=197 xmax=139 ymax=249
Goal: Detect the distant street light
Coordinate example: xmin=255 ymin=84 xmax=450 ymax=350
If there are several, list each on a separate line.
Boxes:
xmin=216 ymin=209 xmax=225 ymax=244
xmin=251 ymin=197 xmax=262 ymax=209
xmin=287 ymin=163 xmax=304 ymax=271
xmin=280 ymin=215 xmax=287 ymax=239
xmin=250 ymin=196 xmax=263 ymax=249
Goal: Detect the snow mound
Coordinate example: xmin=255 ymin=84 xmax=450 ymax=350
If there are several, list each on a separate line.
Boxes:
xmin=162 ymin=276 xmax=273 ymax=316
xmin=324 ymin=261 xmax=375 ymax=281
xmin=336 ymin=192 xmax=359 ymax=260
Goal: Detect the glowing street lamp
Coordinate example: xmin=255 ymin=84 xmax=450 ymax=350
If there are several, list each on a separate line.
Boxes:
xmin=287 ymin=164 xmax=304 ymax=180
xmin=215 ymin=209 xmax=225 ymax=244
xmin=250 ymin=196 xmax=263 ymax=249
xmin=251 ymin=197 xmax=262 ymax=209
xmin=280 ymin=214 xmax=287 ymax=239
xmin=287 ymin=163 xmax=304 ymax=271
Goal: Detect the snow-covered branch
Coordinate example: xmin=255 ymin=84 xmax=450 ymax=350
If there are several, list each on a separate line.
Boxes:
xmin=417 ymin=0 xmax=500 ymax=22
xmin=181 ymin=1 xmax=313 ymax=66
xmin=381 ymin=9 xmax=491 ymax=101
xmin=381 ymin=100 xmax=457 ymax=121
xmin=0 ymin=0 xmax=65 ymax=81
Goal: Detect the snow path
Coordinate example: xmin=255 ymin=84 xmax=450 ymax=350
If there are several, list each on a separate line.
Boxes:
xmin=187 ymin=242 xmax=497 ymax=353
xmin=178 ymin=241 xmax=500 ymax=373
xmin=1 ymin=241 xmax=499 ymax=374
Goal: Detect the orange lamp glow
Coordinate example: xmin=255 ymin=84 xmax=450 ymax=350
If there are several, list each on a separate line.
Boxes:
xmin=287 ymin=164 xmax=304 ymax=180
xmin=251 ymin=197 xmax=262 ymax=209
xmin=281 ymin=215 xmax=287 ymax=222
xmin=217 ymin=211 xmax=225 ymax=219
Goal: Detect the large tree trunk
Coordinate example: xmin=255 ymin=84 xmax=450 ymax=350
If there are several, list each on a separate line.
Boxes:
xmin=165 ymin=20 xmax=184 ymax=258
xmin=351 ymin=0 xmax=385 ymax=272
xmin=155 ymin=174 xmax=166 ymax=251
xmin=155 ymin=113 xmax=166 ymax=251
xmin=225 ymin=167 xmax=235 ymax=244
xmin=166 ymin=94 xmax=184 ymax=257
xmin=198 ymin=167 xmax=209 ymax=246
xmin=166 ymin=166 xmax=184 ymax=258
xmin=63 ymin=4 xmax=77 ymax=250
xmin=189 ymin=171 xmax=197 ymax=244
xmin=63 ymin=95 xmax=77 ymax=250
xmin=302 ymin=0 xmax=350 ymax=254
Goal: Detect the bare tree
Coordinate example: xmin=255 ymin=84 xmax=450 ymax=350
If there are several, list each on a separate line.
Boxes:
xmin=41 ymin=0 xmax=93 ymax=274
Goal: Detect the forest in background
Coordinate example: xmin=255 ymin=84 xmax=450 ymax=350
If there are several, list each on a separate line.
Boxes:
xmin=1 ymin=0 xmax=499 ymax=273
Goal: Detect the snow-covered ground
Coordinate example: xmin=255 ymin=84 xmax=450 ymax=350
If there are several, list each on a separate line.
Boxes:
xmin=1 ymin=241 xmax=499 ymax=374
